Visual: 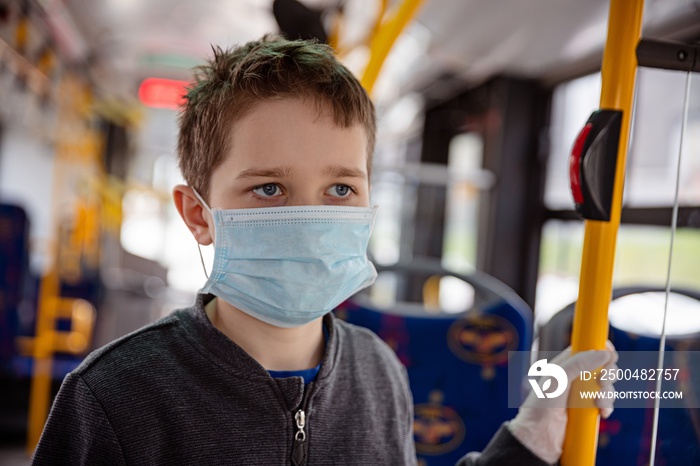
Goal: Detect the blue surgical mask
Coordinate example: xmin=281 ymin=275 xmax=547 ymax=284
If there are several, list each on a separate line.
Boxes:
xmin=193 ymin=190 xmax=378 ymax=328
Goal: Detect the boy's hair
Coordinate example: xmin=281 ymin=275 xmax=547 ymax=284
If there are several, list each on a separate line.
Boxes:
xmin=178 ymin=35 xmax=376 ymax=201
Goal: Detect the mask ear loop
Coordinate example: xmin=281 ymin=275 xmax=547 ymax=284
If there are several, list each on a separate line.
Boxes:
xmin=197 ymin=244 xmax=209 ymax=279
xmin=191 ymin=187 xmax=213 ymax=280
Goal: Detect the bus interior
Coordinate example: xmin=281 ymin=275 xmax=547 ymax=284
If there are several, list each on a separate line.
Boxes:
xmin=1 ymin=0 xmax=700 ymax=464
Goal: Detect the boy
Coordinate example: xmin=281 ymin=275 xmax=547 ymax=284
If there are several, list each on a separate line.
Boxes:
xmin=32 ymin=36 xmax=616 ymax=465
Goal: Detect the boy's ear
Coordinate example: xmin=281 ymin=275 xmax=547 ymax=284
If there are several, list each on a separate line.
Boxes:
xmin=172 ymin=184 xmax=214 ymax=246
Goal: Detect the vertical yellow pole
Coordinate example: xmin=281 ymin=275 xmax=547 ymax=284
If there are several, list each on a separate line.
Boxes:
xmin=26 ymin=271 xmax=59 ymax=452
xmin=360 ymin=0 xmax=426 ymax=94
xmin=561 ymin=1 xmax=644 ymax=465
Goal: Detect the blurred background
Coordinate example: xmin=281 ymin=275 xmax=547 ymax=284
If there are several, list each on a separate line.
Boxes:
xmin=1 ymin=0 xmax=700 ymax=464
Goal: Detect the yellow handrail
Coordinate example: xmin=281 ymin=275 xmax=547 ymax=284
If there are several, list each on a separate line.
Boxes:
xmin=368 ymin=0 xmax=390 ymax=48
xmin=360 ymin=0 xmax=426 ymax=95
xmin=561 ymin=0 xmax=644 ymax=464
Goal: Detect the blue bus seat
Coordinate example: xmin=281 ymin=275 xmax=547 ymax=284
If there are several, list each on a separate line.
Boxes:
xmin=335 ymin=259 xmax=533 ymax=466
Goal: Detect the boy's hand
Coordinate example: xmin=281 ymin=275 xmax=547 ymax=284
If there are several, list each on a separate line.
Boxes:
xmin=507 ymin=342 xmax=618 ymax=464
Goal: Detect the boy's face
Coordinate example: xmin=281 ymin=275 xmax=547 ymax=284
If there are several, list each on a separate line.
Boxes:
xmin=208 ymin=98 xmax=370 ymax=211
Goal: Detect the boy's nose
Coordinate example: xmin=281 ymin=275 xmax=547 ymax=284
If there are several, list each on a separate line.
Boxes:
xmin=288 ymin=191 xmax=323 ymax=206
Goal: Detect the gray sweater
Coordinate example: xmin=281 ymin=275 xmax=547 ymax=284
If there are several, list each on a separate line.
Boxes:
xmin=32 ymin=295 xmax=549 ymax=465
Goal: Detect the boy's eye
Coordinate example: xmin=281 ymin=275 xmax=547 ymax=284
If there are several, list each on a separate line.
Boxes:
xmin=327 ymin=184 xmax=353 ymax=198
xmin=253 ymin=183 xmax=283 ymax=197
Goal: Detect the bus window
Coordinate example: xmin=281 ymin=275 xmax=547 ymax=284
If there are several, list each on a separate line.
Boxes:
xmin=537 ymin=222 xmax=700 ymax=331
xmin=442 ymin=132 xmax=483 ymax=273
xmin=626 ymin=67 xmax=700 ymax=207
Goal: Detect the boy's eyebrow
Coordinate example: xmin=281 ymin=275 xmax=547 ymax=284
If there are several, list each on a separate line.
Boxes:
xmin=236 ymin=167 xmax=293 ymax=179
xmin=323 ymin=165 xmax=367 ymax=179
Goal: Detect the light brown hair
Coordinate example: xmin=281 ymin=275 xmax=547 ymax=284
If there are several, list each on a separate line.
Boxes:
xmin=177 ymin=35 xmax=376 ymax=201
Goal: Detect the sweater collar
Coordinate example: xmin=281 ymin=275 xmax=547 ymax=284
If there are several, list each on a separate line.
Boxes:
xmin=177 ymin=293 xmax=340 ymax=385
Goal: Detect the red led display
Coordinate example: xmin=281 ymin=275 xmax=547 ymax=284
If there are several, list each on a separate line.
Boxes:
xmin=138 ymin=77 xmax=189 ymax=110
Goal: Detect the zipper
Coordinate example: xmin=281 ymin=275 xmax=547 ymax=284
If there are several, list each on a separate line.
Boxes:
xmin=294 ymin=410 xmax=306 ymax=442
xmin=291 ymin=384 xmax=312 ymax=466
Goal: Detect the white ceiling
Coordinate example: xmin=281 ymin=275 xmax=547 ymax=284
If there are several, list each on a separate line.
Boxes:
xmin=55 ymin=0 xmax=700 ymax=104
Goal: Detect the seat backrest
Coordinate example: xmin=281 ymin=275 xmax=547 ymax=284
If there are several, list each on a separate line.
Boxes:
xmin=336 ymin=259 xmax=533 ymax=466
